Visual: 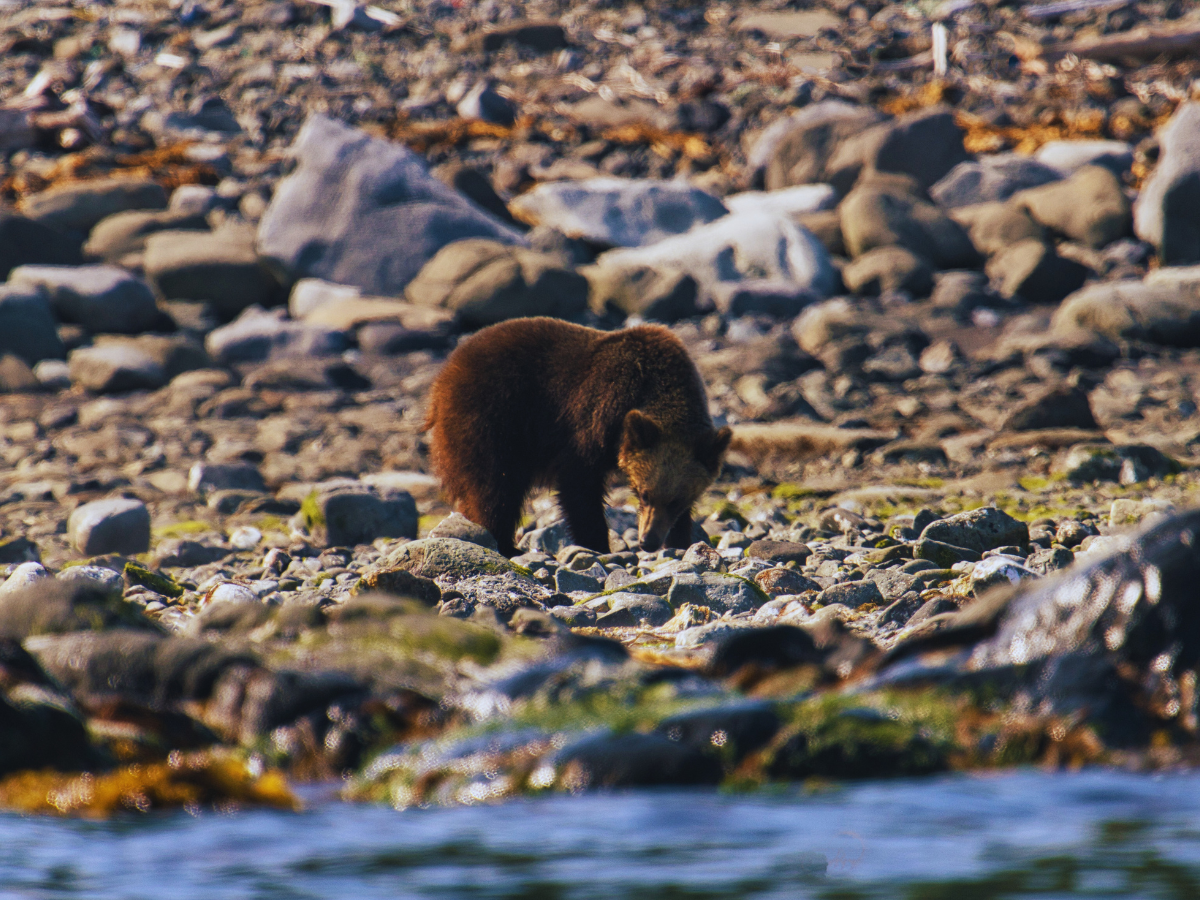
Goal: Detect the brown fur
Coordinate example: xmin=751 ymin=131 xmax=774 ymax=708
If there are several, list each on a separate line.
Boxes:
xmin=425 ymin=317 xmax=731 ymax=556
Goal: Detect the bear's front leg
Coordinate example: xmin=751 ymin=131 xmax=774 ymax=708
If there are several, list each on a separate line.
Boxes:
xmin=666 ymin=511 xmax=695 ymax=550
xmin=556 ymin=475 xmax=610 ymax=553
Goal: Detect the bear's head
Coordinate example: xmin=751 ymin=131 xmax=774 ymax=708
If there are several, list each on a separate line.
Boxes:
xmin=618 ymin=410 xmax=732 ymax=553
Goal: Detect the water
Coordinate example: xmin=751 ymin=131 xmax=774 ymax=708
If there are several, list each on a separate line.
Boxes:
xmin=2 ymin=770 xmax=1200 ymax=899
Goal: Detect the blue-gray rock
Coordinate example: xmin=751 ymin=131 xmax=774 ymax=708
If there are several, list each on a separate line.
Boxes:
xmin=1134 ymin=102 xmax=1200 ymax=264
xmin=555 ymin=568 xmax=604 ymax=594
xmin=1035 ymin=140 xmax=1133 ymax=176
xmin=256 ymin=114 xmax=525 ymax=297
xmin=509 ymin=178 xmax=728 ymax=249
xmin=67 ymin=498 xmax=151 ymax=556
xmin=187 ymin=462 xmax=266 ymax=498
xmin=455 ymin=81 xmax=516 ymax=126
xmin=667 ymin=573 xmax=765 ymax=615
xmin=57 ymin=565 xmax=124 ymax=599
xmin=67 ymin=344 xmax=166 ymax=393
xmin=710 ymin=279 xmax=818 ymax=318
xmin=0 ymin=284 xmax=64 ymax=365
xmin=427 ymin=512 xmax=499 ymax=551
xmin=320 ymin=487 xmax=418 ymax=547
xmin=600 ymin=592 xmax=673 ymax=627
xmin=930 ymin=155 xmax=1062 ymax=208
xmin=8 ymin=264 xmax=159 ymax=334
xmin=0 ymin=211 xmax=81 ymax=280
xmin=816 ymin=580 xmax=884 ymax=609
xmin=919 ymin=507 xmax=1028 ymax=554
xmin=18 ymin=177 xmax=167 ymax=236
xmin=144 ymin=226 xmax=281 ymax=318
xmin=205 ymin=307 xmax=347 ymax=364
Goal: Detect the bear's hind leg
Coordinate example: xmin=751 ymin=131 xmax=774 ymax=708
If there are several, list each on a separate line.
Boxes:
xmin=556 ymin=474 xmax=610 ymax=553
xmin=456 ymin=482 xmax=526 ymax=557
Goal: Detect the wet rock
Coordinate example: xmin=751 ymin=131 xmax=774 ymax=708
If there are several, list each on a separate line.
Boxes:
xmin=986 ymin=239 xmax=1089 ymax=305
xmin=144 ymin=226 xmax=281 ymax=319
xmin=582 ymin=264 xmax=699 ymax=322
xmin=68 ymin=344 xmax=166 ymax=393
xmin=9 ymin=264 xmax=159 ymax=335
xmin=597 ymin=593 xmax=672 ymax=627
xmin=257 ymin=114 xmax=525 ymax=297
xmin=404 ymin=239 xmax=587 ymax=328
xmin=67 ymin=498 xmax=151 ymax=556
xmin=1133 ymin=101 xmax=1200 ymax=264
xmin=205 ymin=307 xmax=347 ymax=364
xmin=0 ymin=212 xmax=81 ymax=280
xmin=1013 ymin=166 xmax=1131 ymax=250
xmin=1035 ymin=140 xmax=1133 ymax=176
xmin=816 ymin=580 xmax=883 ymax=609
xmin=427 ymin=512 xmax=498 ymax=551
xmin=839 ymin=178 xmax=978 ymax=269
xmin=508 ymin=178 xmax=728 ymax=249
xmin=930 ymin=155 xmax=1062 ymax=208
xmin=377 ymin=537 xmax=515 ymax=582
xmin=841 ymin=246 xmax=933 ymax=297
xmin=667 ymin=573 xmax=765 ymax=615
xmin=553 ymin=731 xmax=722 ymax=789
xmin=1052 ymin=281 xmax=1200 ymax=345
xmin=919 ymin=507 xmax=1028 ymax=554
xmin=595 ymin=210 xmax=836 ymax=305
xmin=760 ymin=100 xmax=888 ymax=192
xmin=19 ymin=177 xmax=166 ymax=239
xmin=1000 ymin=384 xmax=1097 ymax=431
xmin=0 ymin=284 xmax=65 ymax=365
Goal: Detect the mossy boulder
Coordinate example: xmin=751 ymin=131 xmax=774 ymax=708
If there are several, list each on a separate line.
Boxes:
xmin=0 ymin=579 xmax=160 ymax=640
xmin=377 ymin=537 xmax=517 ymax=582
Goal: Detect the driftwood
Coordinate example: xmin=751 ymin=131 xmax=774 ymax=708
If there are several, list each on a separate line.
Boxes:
xmin=1022 ymin=0 xmax=1134 ymax=22
xmin=1042 ymin=21 xmax=1200 ymax=62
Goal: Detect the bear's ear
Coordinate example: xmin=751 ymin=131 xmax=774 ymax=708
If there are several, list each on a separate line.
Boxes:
xmin=699 ymin=426 xmax=733 ymax=472
xmin=622 ymin=410 xmax=662 ymax=452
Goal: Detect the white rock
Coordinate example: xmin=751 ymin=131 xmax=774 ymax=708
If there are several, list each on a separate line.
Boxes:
xmin=0 ymin=562 xmax=51 ymax=594
xmin=723 ymin=184 xmax=837 ymax=218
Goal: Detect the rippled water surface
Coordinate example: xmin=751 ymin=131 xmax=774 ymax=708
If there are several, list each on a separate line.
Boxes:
xmin=3 ymin=770 xmax=1200 ymax=899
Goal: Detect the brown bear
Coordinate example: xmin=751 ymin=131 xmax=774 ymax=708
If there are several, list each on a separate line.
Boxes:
xmin=425 ymin=317 xmax=732 ymax=557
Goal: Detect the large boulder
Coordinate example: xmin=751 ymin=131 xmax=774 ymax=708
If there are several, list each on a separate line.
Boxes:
xmin=8 ymin=264 xmax=160 ymax=334
xmin=0 ymin=284 xmax=64 ymax=365
xmin=405 ymin=239 xmax=588 ymax=328
xmin=67 ymin=497 xmax=152 ymax=556
xmin=759 ymin=101 xmax=888 ymax=192
xmin=508 ymin=178 xmax=728 ymax=248
xmin=1134 ymin=102 xmax=1200 ymax=264
xmin=1052 ymin=280 xmax=1200 ymax=345
xmin=839 ymin=178 xmax=979 ymax=268
xmin=256 ymin=114 xmax=525 ymax=296
xmin=144 ymin=225 xmax=281 ymax=319
xmin=594 ymin=210 xmax=837 ymax=305
xmin=1012 ymin=165 xmax=1131 ymax=250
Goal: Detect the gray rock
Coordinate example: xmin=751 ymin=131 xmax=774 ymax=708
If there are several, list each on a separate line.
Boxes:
xmin=0 ymin=562 xmax=52 ymax=595
xmin=1013 ymin=166 xmax=1131 ymax=250
xmin=674 ymin=619 xmax=754 ymax=649
xmin=8 ymin=264 xmax=159 ymax=334
xmin=91 ymin=334 xmax=211 ymax=380
xmin=745 ymin=540 xmax=812 ymax=565
xmin=57 ymin=565 xmax=124 ymax=599
xmin=724 ymin=184 xmax=838 ymax=220
xmin=455 ymin=81 xmax=516 ymax=126
xmin=405 ymin=239 xmax=588 ymax=328
xmin=548 ymin=605 xmax=597 ymax=627
xmin=153 ymin=539 xmax=231 ymax=568
xmin=919 ymin=507 xmax=1028 ymax=554
xmin=595 ymin=210 xmax=836 ymax=305
xmin=760 ymin=100 xmax=889 ymax=192
xmin=555 ymin=568 xmax=604 ymax=594
xmin=583 ymin=264 xmax=699 ymax=322
xmin=288 ymin=278 xmax=363 ymax=319
xmin=1026 ymin=546 xmax=1075 ymax=575
xmin=144 ymin=226 xmax=280 ymax=318
xmin=986 ymin=239 xmax=1089 ymax=305
xmin=0 ymin=211 xmax=81 ymax=280
xmin=257 ymin=113 xmax=525 ymax=296
xmin=1052 ymin=280 xmax=1200 ymax=345
xmin=839 ymin=178 xmax=979 ymax=268
xmin=816 ymin=580 xmax=884 ymax=609
xmin=427 ymin=512 xmax=499 ymax=551
xmin=187 ymin=462 xmax=266 ymax=498
xmin=930 ymin=155 xmax=1062 ymax=208
xmin=710 ymin=279 xmax=818 ymax=318
xmin=598 ymin=593 xmax=673 ymax=627
xmin=33 ymin=359 xmax=71 ymax=390
xmin=205 ymin=307 xmax=347 ymax=364
xmin=970 ymin=555 xmax=1037 ymax=596
xmin=68 ymin=344 xmax=166 ymax=393
xmin=1000 ymin=385 xmax=1097 ymax=432
xmin=83 ymin=208 xmax=209 ymax=266
xmin=1035 ymin=140 xmax=1133 ymax=176
xmin=19 ymin=177 xmax=166 ymax=237
xmin=509 ymin=178 xmax=728 ymax=249
xmin=67 ymin=497 xmax=151 ymax=556
xmin=319 ymin=487 xmax=418 ymax=547
xmin=849 ymin=106 xmax=972 ymax=193
xmin=1054 ymin=443 xmax=1177 ymax=484
xmin=667 ymin=573 xmax=766 ymax=614
xmin=1134 ymin=102 xmax=1200 ymax=264
xmin=952 ymin=201 xmax=1046 ymax=257
xmin=0 ymin=285 xmax=64 ymax=365
xmin=376 ymin=535 xmax=516 ymax=582
xmin=841 ymin=246 xmax=933 ymax=297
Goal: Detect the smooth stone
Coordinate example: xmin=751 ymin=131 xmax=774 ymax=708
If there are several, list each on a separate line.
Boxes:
xmin=1052 ymin=280 xmax=1200 ymax=346
xmin=930 ymin=154 xmax=1062 ymax=209
xmin=205 ymin=307 xmax=347 ymax=364
xmin=144 ymin=226 xmax=281 ymax=318
xmin=815 ymin=580 xmax=884 ymax=609
xmin=598 ymin=593 xmax=673 ymax=627
xmin=583 ymin=264 xmax=699 ymax=322
xmin=758 ymin=100 xmax=889 ymax=192
xmin=57 ymin=565 xmax=123 ymax=598
xmin=319 ymin=487 xmax=418 ymax=547
xmin=724 ymin=184 xmax=838 ymax=219
xmin=0 ymin=285 xmax=64 ymax=365
xmin=67 ymin=498 xmax=151 ymax=556
xmin=1035 ymin=139 xmax=1133 ymax=176
xmin=841 ymin=246 xmax=934 ymax=297
xmin=1012 ymin=165 xmax=1131 ymax=250
xmin=1134 ymin=102 xmax=1200 ymax=264
xmin=840 ymin=177 xmax=979 ymax=268
xmin=919 ymin=507 xmax=1028 ymax=554
xmin=952 ymin=201 xmax=1046 ymax=257
xmin=0 ymin=562 xmax=52 ymax=594
xmin=188 ymin=462 xmax=266 ymax=498
xmin=19 ymin=177 xmax=166 ymax=236
xmin=427 ymin=512 xmax=499 ymax=551
xmin=9 ymin=264 xmax=159 ymax=334
xmin=83 ymin=208 xmax=208 ymax=266
xmin=986 ymin=239 xmax=1089 ymax=305
xmin=667 ymin=573 xmax=765 ymax=615
xmin=0 ymin=211 xmax=81 ymax=280
xmin=67 ymin=344 xmax=166 ymax=393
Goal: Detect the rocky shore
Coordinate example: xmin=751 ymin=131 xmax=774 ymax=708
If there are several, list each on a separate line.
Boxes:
xmin=2 ymin=0 xmax=1200 ymax=814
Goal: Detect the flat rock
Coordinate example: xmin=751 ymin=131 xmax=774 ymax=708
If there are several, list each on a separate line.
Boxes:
xmin=405 ymin=239 xmax=587 ymax=328
xmin=0 ymin=285 xmax=64 ymax=365
xmin=18 ymin=177 xmax=166 ymax=237
xmin=598 ymin=593 xmax=673 ymax=627
xmin=1134 ymin=102 xmax=1200 ymax=264
xmin=205 ymin=307 xmax=347 ymax=364
xmin=257 ymin=113 xmax=525 ymax=297
xmin=930 ymin=154 xmax=1062 ymax=208
xmin=8 ymin=264 xmax=159 ymax=334
xmin=378 ymin=537 xmax=515 ymax=581
xmin=67 ymin=344 xmax=166 ymax=393
xmin=1052 ymin=280 xmax=1200 ymax=345
xmin=1035 ymin=140 xmax=1133 ymax=176
xmin=67 ymin=497 xmax=151 ymax=556
xmin=508 ymin=178 xmax=728 ymax=249
xmin=919 ymin=507 xmax=1028 ymax=554
xmin=144 ymin=226 xmax=281 ymax=319
xmin=83 ymin=208 xmax=208 ymax=266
